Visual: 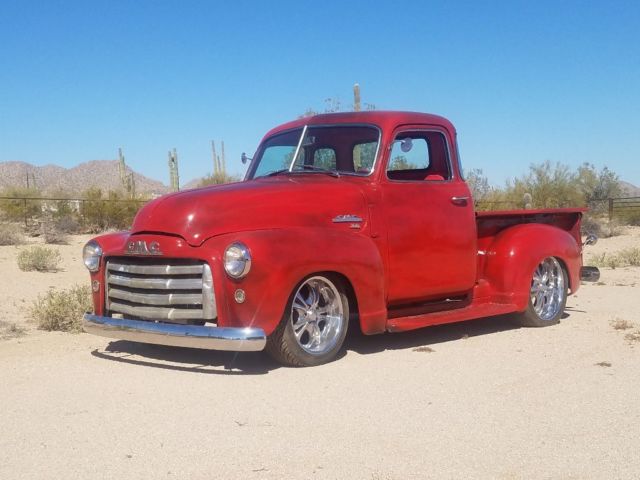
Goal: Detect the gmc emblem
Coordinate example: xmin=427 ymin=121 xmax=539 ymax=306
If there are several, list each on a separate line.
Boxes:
xmin=126 ymin=240 xmax=163 ymax=256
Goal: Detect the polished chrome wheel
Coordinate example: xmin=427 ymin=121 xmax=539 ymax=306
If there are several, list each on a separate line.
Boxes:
xmin=290 ymin=276 xmax=345 ymax=355
xmin=530 ymin=257 xmax=565 ymax=321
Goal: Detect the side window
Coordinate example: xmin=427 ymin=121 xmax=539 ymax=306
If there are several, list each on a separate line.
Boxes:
xmin=313 ymin=148 xmax=336 ymax=169
xmin=388 ymin=138 xmax=429 ymax=171
xmin=386 ymin=131 xmax=451 ymax=182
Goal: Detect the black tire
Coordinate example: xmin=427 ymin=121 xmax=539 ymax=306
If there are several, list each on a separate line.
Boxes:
xmin=266 ymin=274 xmax=350 ymax=367
xmin=514 ymin=256 xmax=568 ymax=327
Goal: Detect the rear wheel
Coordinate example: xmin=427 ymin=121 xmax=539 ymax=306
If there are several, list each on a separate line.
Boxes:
xmin=266 ymin=275 xmax=349 ymax=367
xmin=515 ymin=256 xmax=568 ymax=327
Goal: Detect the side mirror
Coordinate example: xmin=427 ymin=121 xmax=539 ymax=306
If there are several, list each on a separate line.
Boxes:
xmin=241 ymin=152 xmax=252 ymax=164
xmin=583 ymin=234 xmax=598 ymax=247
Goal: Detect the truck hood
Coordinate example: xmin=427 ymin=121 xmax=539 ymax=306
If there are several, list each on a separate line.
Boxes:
xmin=131 ymin=176 xmax=369 ymax=246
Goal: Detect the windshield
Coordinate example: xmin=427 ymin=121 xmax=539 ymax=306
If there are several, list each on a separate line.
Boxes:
xmin=248 ymin=125 xmax=379 ymax=179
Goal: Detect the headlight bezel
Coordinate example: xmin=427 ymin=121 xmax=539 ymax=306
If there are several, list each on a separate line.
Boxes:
xmin=224 ymin=242 xmax=252 ymax=279
xmin=83 ymin=240 xmax=103 ymax=272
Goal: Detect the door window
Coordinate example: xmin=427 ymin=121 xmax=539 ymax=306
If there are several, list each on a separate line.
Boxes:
xmin=386 ymin=131 xmax=451 ymax=182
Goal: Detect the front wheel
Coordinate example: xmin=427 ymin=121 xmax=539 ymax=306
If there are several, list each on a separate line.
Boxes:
xmin=514 ymin=256 xmax=568 ymax=327
xmin=266 ymin=275 xmax=349 ymax=367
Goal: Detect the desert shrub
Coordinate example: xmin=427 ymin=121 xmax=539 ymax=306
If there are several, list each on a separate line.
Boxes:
xmin=0 ymin=187 xmax=43 ymax=222
xmin=0 ymin=320 xmax=26 ymax=339
xmin=587 ymin=253 xmax=620 ymax=269
xmin=618 ymin=247 xmax=640 ymax=267
xmin=54 ymin=215 xmax=80 ymax=233
xmin=80 ymin=187 xmax=146 ymax=231
xmin=0 ymin=223 xmax=24 ymax=245
xmin=477 ymin=162 xmax=622 ymax=212
xmin=581 ymin=215 xmax=621 ymax=238
xmin=621 ymin=211 xmax=640 ymax=226
xmin=41 ymin=219 xmax=69 ymax=244
xmin=589 ymin=248 xmax=640 ymax=269
xmin=17 ymin=246 xmax=61 ymax=272
xmin=29 ymin=284 xmax=92 ymax=332
xmin=611 ymin=318 xmax=634 ymax=330
xmin=198 ymin=172 xmax=240 ymax=187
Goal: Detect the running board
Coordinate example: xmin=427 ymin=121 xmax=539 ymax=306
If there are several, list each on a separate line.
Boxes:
xmin=387 ymin=302 xmax=518 ymax=333
xmin=387 ymin=294 xmax=471 ymax=319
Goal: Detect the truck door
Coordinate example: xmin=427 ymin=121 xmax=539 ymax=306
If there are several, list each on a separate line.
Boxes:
xmin=381 ymin=128 xmax=477 ymax=305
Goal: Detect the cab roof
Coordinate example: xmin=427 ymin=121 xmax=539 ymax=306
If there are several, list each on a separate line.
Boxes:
xmin=262 ymin=111 xmax=457 ymax=140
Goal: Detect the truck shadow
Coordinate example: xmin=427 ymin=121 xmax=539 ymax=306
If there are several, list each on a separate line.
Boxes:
xmin=347 ymin=314 xmax=523 ymax=355
xmin=90 ymin=312 xmax=570 ymax=373
xmin=91 ymin=342 xmax=278 ymax=375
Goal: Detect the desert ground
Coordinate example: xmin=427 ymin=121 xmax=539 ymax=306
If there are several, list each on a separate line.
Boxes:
xmin=1 ymin=230 xmax=639 ymax=479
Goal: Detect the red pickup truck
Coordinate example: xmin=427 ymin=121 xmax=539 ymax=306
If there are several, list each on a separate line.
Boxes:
xmin=83 ymin=111 xmax=599 ymax=366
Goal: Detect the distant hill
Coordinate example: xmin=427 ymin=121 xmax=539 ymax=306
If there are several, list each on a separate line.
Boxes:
xmin=0 ymin=160 xmax=170 ymax=196
xmin=620 ymin=180 xmax=640 ymax=197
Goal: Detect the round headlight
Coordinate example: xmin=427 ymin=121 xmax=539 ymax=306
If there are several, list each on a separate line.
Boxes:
xmin=224 ymin=242 xmax=251 ymax=279
xmin=83 ymin=240 xmax=103 ymax=272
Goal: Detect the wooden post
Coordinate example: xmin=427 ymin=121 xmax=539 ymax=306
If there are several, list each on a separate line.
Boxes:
xmin=608 ymin=198 xmax=614 ymax=221
xmin=23 ymin=198 xmax=28 ymax=227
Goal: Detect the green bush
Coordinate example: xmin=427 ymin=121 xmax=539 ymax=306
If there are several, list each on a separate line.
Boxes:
xmin=0 ymin=187 xmax=42 ymax=222
xmin=0 ymin=223 xmax=24 ymax=245
xmin=476 ymin=161 xmax=623 ymax=212
xmin=80 ymin=187 xmax=146 ymax=231
xmin=17 ymin=246 xmax=61 ymax=272
xmin=198 ymin=172 xmax=240 ymax=187
xmin=30 ymin=284 xmax=92 ymax=332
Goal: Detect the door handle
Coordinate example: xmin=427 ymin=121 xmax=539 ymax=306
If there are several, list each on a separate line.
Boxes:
xmin=451 ymin=196 xmax=469 ymax=206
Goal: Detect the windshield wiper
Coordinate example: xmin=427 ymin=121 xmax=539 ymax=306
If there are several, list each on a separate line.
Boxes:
xmin=293 ymin=165 xmax=341 ymax=177
xmin=264 ymin=169 xmax=291 ymax=177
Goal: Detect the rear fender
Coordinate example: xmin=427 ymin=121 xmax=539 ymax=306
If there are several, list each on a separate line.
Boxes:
xmin=207 ymin=229 xmax=387 ymax=336
xmin=482 ymin=223 xmax=581 ymax=310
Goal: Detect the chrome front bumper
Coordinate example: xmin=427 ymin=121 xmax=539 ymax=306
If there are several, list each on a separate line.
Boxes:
xmin=83 ymin=314 xmax=267 ymax=352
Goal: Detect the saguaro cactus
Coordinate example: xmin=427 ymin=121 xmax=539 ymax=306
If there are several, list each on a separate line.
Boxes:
xmin=211 ymin=140 xmax=227 ymax=177
xmin=353 ymin=83 xmax=361 ymax=112
xmin=212 ymin=140 xmax=219 ymax=175
xmin=168 ymin=149 xmax=180 ymax=192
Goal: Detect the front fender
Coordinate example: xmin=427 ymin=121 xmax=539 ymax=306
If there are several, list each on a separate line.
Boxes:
xmin=483 ymin=223 xmax=581 ymax=311
xmin=206 ymin=228 xmax=387 ymax=336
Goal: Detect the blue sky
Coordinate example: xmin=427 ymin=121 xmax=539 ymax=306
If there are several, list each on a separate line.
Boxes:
xmin=1 ymin=0 xmax=639 ymax=187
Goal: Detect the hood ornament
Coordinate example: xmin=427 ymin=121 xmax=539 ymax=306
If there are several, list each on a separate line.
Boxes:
xmin=126 ymin=240 xmax=163 ymax=256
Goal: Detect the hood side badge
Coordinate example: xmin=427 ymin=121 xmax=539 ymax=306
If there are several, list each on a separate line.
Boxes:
xmin=332 ymin=215 xmax=363 ymax=229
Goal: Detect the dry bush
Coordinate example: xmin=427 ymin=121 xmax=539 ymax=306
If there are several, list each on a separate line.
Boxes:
xmin=618 ymin=248 xmax=640 ymax=267
xmin=611 ymin=318 xmax=634 ymax=330
xmin=0 ymin=320 xmax=26 ymax=339
xmin=588 ymin=249 xmax=640 ymax=269
xmin=41 ymin=220 xmax=69 ymax=244
xmin=625 ymin=330 xmax=640 ymax=343
xmin=588 ymin=252 xmax=620 ymax=269
xmin=30 ymin=284 xmax=92 ymax=332
xmin=582 ymin=215 xmax=621 ymax=238
xmin=17 ymin=246 xmax=61 ymax=272
xmin=55 ymin=215 xmax=80 ymax=233
xmin=0 ymin=223 xmax=24 ymax=245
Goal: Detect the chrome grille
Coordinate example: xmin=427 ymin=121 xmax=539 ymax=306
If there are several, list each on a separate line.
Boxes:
xmin=105 ymin=258 xmax=216 ymax=324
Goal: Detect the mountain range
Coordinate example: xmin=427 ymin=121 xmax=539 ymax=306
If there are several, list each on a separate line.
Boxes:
xmin=0 ymin=160 xmax=170 ymax=196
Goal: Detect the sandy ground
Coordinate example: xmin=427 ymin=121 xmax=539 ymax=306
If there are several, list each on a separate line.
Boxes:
xmin=1 ymin=229 xmax=639 ymax=479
